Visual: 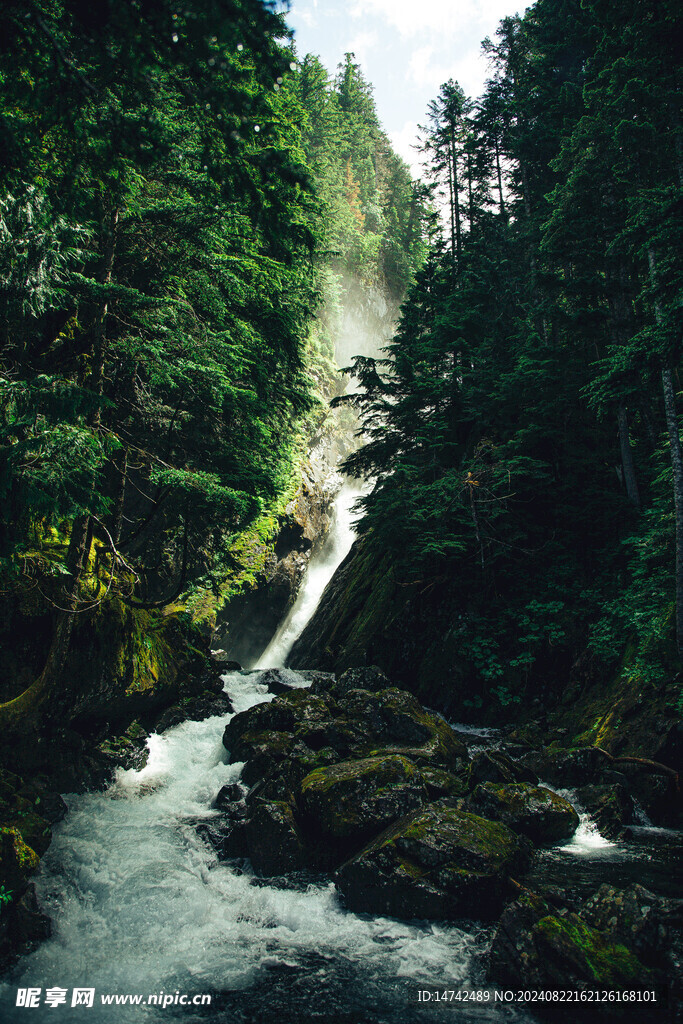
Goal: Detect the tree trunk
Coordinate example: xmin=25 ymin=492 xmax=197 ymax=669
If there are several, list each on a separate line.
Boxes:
xmin=617 ymin=402 xmax=641 ymax=507
xmin=0 ymin=207 xmax=120 ymax=727
xmin=650 ymin=249 xmax=683 ymax=659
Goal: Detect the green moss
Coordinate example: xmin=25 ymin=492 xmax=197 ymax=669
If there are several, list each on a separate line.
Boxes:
xmin=535 ymin=914 xmax=648 ymax=986
xmin=300 ymin=755 xmax=417 ymax=796
xmin=0 ymin=826 xmax=40 ymax=873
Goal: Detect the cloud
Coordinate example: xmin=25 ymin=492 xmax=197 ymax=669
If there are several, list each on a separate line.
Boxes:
xmin=347 ymin=30 xmax=379 ymax=66
xmin=349 ymin=0 xmax=517 ymax=38
xmin=389 ymin=120 xmax=423 ymax=178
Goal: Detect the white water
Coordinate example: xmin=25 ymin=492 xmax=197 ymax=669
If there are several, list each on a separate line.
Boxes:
xmin=254 ymin=480 xmax=366 ymax=670
xmin=1 ymin=671 xmax=491 ymax=1022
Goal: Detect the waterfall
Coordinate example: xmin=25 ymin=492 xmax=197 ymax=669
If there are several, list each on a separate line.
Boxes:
xmin=254 ymin=480 xmax=365 ymax=669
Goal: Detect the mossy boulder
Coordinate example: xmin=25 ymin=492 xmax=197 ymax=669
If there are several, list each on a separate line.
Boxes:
xmin=517 ymin=746 xmax=606 ymax=788
xmin=574 ymin=783 xmax=634 ymax=839
xmin=229 ymin=730 xmax=295 ymax=788
xmin=0 ymin=827 xmax=39 ymax=895
xmin=490 ymin=891 xmax=653 ymax=1017
xmin=330 ymin=666 xmax=392 ymax=697
xmin=582 ymin=883 xmax=683 ymax=969
xmin=244 ymin=800 xmax=306 ymax=876
xmin=468 ymin=750 xmax=538 ymax=788
xmin=223 ymin=690 xmax=337 ymax=754
xmin=336 ymin=803 xmax=533 ymax=921
xmin=466 ymin=782 xmax=579 ymax=844
xmin=299 ymin=755 xmax=427 ymax=841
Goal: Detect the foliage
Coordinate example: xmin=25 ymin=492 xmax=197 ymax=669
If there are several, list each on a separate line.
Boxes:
xmin=337 ymin=0 xmax=683 ymax=712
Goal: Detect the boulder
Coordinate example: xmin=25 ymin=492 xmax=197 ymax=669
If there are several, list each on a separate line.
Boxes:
xmin=581 ymin=883 xmax=683 ymax=969
xmin=336 ymin=803 xmax=532 ymax=921
xmin=517 ymin=746 xmax=606 ymax=788
xmin=154 ymin=691 xmax=232 ymax=733
xmin=244 ymin=800 xmax=307 ymax=876
xmin=223 ymin=689 xmax=336 ymax=753
xmin=466 ymin=783 xmax=579 ymax=844
xmin=338 ymin=689 xmax=468 ymax=767
xmin=490 ymin=891 xmax=653 ymax=1017
xmin=574 ymin=783 xmax=634 ymax=839
xmin=299 ymin=755 xmax=427 ymax=841
xmin=468 ymin=750 xmax=538 ymax=788
xmin=0 ymin=827 xmax=40 ymax=895
xmin=333 ymin=666 xmax=392 ymax=696
xmin=229 ymin=731 xmax=294 ymax=788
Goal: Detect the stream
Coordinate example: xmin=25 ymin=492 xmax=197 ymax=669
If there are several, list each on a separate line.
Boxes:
xmin=1 ymin=486 xmax=680 ymax=1022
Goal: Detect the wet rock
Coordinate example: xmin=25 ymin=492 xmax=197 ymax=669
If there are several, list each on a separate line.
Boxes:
xmin=12 ymin=883 xmax=51 ymax=949
xmin=196 ymin=817 xmax=248 ymax=860
xmin=336 ymin=803 xmax=532 ymax=921
xmin=223 ymin=690 xmax=336 ymax=753
xmin=244 ymin=800 xmax=307 ymax=876
xmin=333 ymin=666 xmax=392 ymax=697
xmin=466 ymin=782 xmax=579 ymax=844
xmin=213 ymin=783 xmax=247 ymax=811
xmin=581 ymin=883 xmax=683 ymax=969
xmin=338 ymin=688 xmax=468 ymax=767
xmin=574 ymin=783 xmax=634 ymax=839
xmin=518 ymin=746 xmax=606 ymax=788
xmin=490 ymin=891 xmax=653 ymax=1016
xmin=154 ymin=691 xmax=233 ymax=733
xmin=258 ymin=669 xmax=305 ymax=695
xmin=299 ymin=755 xmax=427 ymax=841
xmin=468 ymin=750 xmax=538 ymax=788
xmin=230 ymin=730 xmax=295 ymax=788
xmin=0 ymin=827 xmax=40 ymax=895
xmin=419 ymin=766 xmax=466 ymax=800
xmin=96 ymin=721 xmax=149 ymax=771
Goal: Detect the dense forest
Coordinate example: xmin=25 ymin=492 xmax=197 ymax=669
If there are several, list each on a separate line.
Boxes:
xmin=0 ymin=0 xmax=681 ymax=1018
xmin=0 ymin=1 xmax=421 ymax=729
xmin=294 ymin=0 xmax=683 ymax=738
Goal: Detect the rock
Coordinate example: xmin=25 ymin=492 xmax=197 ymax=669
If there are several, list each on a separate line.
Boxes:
xmin=195 ymin=817 xmax=248 ymax=860
xmin=257 ymin=669 xmax=305 ymax=695
xmin=465 ymin=782 xmax=579 ymax=844
xmin=517 ymin=746 xmax=606 ymax=788
xmin=211 ymin=651 xmax=242 ymax=671
xmin=299 ymin=755 xmax=427 ymax=841
xmin=333 ymin=666 xmax=392 ymax=696
xmin=419 ymin=766 xmax=466 ymax=800
xmin=229 ymin=731 xmax=295 ymax=788
xmin=0 ymin=827 xmax=39 ymax=894
xmin=154 ymin=691 xmax=233 ymax=733
xmin=468 ymin=750 xmax=538 ymax=788
xmin=574 ymin=783 xmax=634 ymax=839
xmin=223 ymin=690 xmax=336 ymax=753
xmin=336 ymin=803 xmax=533 ymax=921
xmin=244 ymin=800 xmax=307 ymax=876
xmin=96 ymin=722 xmax=149 ymax=772
xmin=338 ymin=688 xmax=468 ymax=767
xmin=581 ymin=883 xmax=683 ymax=968
xmin=213 ymin=783 xmax=247 ymax=811
xmin=12 ymin=883 xmax=51 ymax=949
xmin=490 ymin=891 xmax=653 ymax=1015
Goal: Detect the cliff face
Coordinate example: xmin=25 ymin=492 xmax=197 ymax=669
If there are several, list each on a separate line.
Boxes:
xmin=215 ymin=452 xmax=341 ymax=668
xmin=288 ymin=539 xmax=682 ymax=774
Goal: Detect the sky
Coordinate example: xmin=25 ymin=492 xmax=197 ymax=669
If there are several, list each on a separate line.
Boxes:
xmin=286 ymin=0 xmax=523 ymax=178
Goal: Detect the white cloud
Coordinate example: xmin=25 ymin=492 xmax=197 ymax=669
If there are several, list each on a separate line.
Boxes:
xmin=389 ymin=120 xmax=423 ymax=179
xmin=351 ymin=0 xmax=518 ymax=38
xmin=346 ymin=30 xmax=379 ymax=66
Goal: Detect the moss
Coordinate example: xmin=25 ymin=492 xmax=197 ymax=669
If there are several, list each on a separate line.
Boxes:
xmin=535 ymin=914 xmax=649 ymax=986
xmin=0 ymin=826 xmax=40 ymax=877
xmin=300 ymin=755 xmax=418 ymax=796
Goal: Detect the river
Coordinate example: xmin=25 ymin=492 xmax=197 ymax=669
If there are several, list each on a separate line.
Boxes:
xmin=1 ymin=487 xmax=679 ymax=1023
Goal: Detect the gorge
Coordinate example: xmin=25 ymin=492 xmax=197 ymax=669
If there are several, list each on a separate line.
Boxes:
xmin=0 ymin=0 xmax=682 ymax=1019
